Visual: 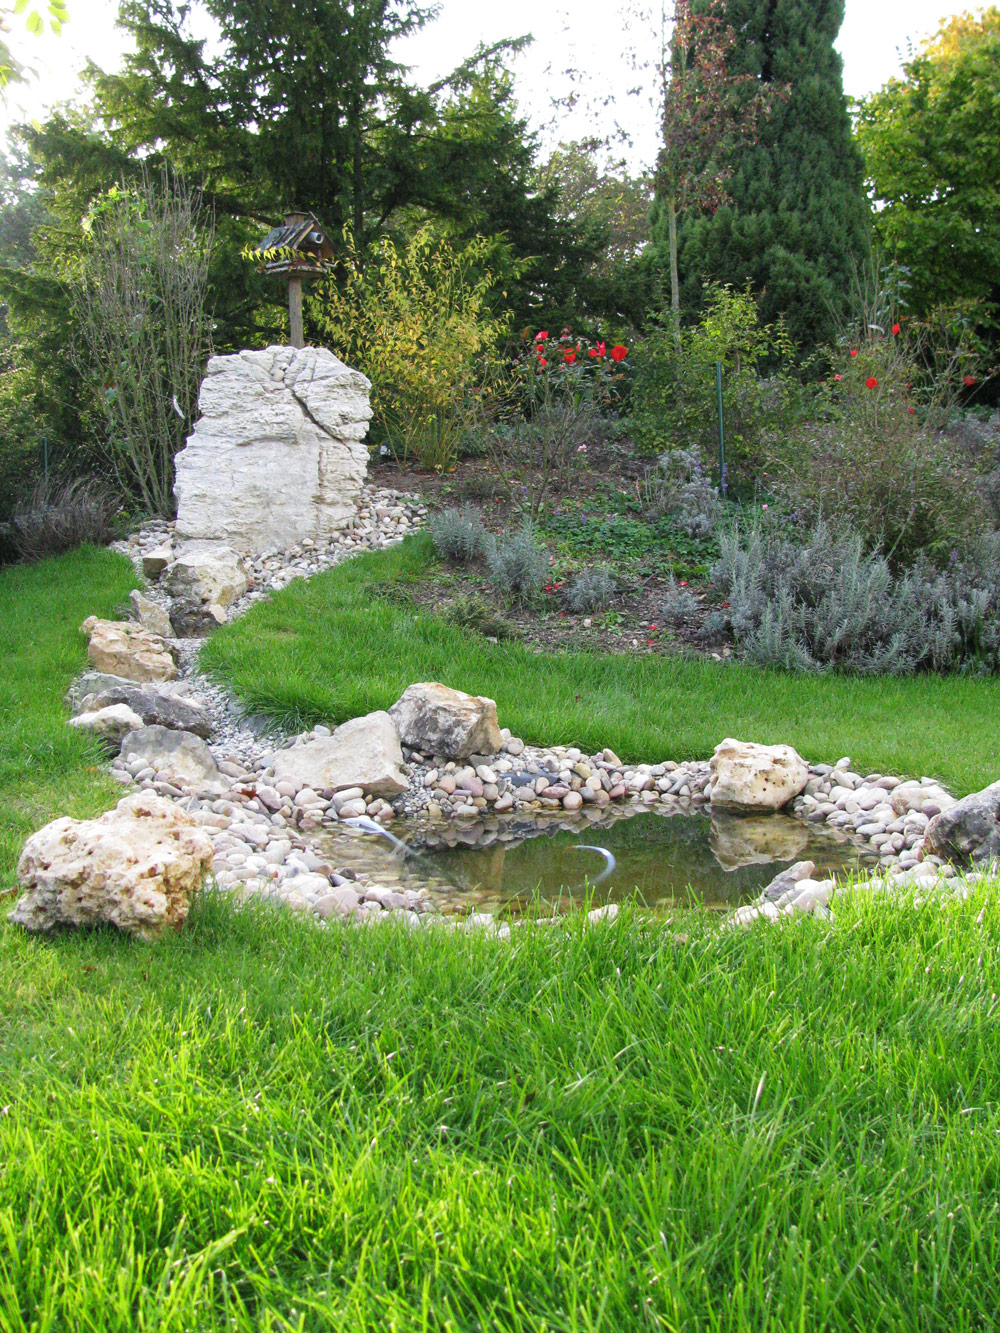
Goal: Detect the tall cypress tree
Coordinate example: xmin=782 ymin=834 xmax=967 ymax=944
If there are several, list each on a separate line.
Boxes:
xmin=652 ymin=0 xmax=870 ymax=349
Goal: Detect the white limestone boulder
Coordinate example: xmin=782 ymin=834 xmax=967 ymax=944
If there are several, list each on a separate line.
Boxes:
xmin=161 ymin=542 xmax=248 ymax=609
xmin=173 ymin=345 xmax=372 ymax=557
xmin=128 ymin=589 xmax=173 ymax=637
xmin=67 ymin=703 xmax=145 ymax=748
xmin=272 ymin=712 xmax=407 ymax=798
xmin=389 ymin=682 xmax=503 ymax=760
xmin=80 ymin=617 xmax=178 ymax=684
xmin=120 ymin=726 xmax=224 ymax=793
xmin=9 ymin=792 xmax=214 ymax=940
xmin=708 ymin=739 xmax=810 ymax=812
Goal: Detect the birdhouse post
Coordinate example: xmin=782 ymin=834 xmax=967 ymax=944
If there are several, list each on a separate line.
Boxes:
xmin=253 ymin=209 xmax=335 ymax=349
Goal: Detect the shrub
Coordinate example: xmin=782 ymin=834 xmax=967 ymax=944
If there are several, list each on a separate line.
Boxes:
xmin=428 ymin=505 xmax=489 ymax=564
xmin=1 ymin=477 xmax=121 ymax=563
xmin=711 ymin=517 xmax=1000 ymax=675
xmin=311 ymin=227 xmax=512 ymax=472
xmin=660 ymin=579 xmax=702 ymax=626
xmin=66 ymin=170 xmax=214 ymax=517
xmin=642 ymin=448 xmax=724 ymax=539
xmin=630 ymin=284 xmax=798 ymax=478
xmin=441 ymin=594 xmax=519 ymax=642
xmin=563 ymin=566 xmax=617 ymax=613
xmin=486 ymin=523 xmax=549 ymax=605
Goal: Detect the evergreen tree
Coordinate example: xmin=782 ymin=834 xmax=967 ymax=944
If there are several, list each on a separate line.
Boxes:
xmin=651 ymin=0 xmax=870 ymax=349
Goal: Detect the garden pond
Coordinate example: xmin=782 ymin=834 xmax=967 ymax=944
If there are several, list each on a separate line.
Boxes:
xmin=317 ymin=805 xmax=876 ymax=917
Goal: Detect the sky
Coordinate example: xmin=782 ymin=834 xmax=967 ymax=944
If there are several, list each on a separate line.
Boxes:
xmin=0 ymin=0 xmax=981 ymax=171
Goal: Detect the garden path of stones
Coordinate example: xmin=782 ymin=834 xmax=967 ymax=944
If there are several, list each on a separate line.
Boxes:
xmin=67 ymin=483 xmax=999 ymax=935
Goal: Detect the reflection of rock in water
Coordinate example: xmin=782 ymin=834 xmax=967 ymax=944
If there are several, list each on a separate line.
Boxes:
xmin=710 ymin=813 xmax=810 ymax=870
xmin=464 ymin=842 xmax=507 ymax=893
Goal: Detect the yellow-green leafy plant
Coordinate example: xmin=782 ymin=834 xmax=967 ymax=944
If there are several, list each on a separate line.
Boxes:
xmin=310 ymin=227 xmax=513 ymax=471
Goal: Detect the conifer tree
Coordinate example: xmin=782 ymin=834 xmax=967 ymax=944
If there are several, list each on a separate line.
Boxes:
xmin=652 ymin=0 xmax=870 ymax=349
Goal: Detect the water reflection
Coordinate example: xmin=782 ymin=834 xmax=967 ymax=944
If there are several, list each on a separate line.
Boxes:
xmin=316 ymin=804 xmax=873 ymax=915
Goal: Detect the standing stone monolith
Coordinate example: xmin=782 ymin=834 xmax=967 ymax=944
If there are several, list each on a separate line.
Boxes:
xmin=173 ymin=345 xmax=371 ymax=557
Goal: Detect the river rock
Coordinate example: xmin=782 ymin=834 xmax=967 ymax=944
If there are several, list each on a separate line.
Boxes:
xmin=708 ymin=739 xmax=809 ymax=811
xmin=272 ymin=712 xmax=407 ymax=797
xmin=921 ymin=780 xmax=1000 ymax=865
xmin=760 ymin=859 xmax=817 ymax=903
xmin=128 ymin=589 xmax=173 ymax=637
xmin=80 ymin=617 xmax=178 ymax=684
xmin=172 ymin=345 xmax=372 ymax=557
xmin=9 ymin=792 xmax=213 ymax=940
xmin=161 ymin=542 xmax=248 ymax=608
xmin=389 ymin=682 xmax=503 ymax=760
xmin=120 ymin=726 xmax=224 ymax=792
xmin=68 ymin=673 xmax=212 ymax=738
xmin=67 ymin=703 xmax=145 ymax=748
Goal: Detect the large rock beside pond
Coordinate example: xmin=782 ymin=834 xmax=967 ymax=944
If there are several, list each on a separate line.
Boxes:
xmin=80 ymin=617 xmax=178 ymax=684
xmin=9 ymin=792 xmax=213 ymax=940
xmin=272 ymin=712 xmax=407 ymax=798
xmin=708 ymin=739 xmax=809 ymax=812
xmin=921 ymin=781 xmax=1000 ymax=865
xmin=389 ymin=682 xmax=503 ymax=761
xmin=120 ymin=726 xmax=224 ymax=793
xmin=172 ymin=345 xmax=372 ymax=557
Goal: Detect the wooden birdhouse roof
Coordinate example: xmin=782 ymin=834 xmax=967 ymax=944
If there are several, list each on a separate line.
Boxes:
xmin=253 ymin=210 xmax=335 ymax=278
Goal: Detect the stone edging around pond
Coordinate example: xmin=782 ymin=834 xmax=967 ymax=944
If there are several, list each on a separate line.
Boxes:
xmin=39 ymin=483 xmax=998 ymax=936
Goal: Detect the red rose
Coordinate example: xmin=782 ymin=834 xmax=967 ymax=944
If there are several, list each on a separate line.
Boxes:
xmin=892 ymin=323 xmax=901 ymax=335
xmin=610 ymin=345 xmax=627 ymax=362
xmin=535 ymin=330 xmax=548 ymax=342
xmin=865 ymin=376 xmax=878 ymax=389
xmin=834 ymin=374 xmax=842 ymax=381
xmin=908 ymin=407 xmax=915 ymax=414
xmin=538 ymin=357 xmax=547 ymax=367
xmin=564 ymin=350 xmax=577 ymax=364
xmin=964 ymin=375 xmax=977 ymax=387
xmin=849 ymin=349 xmax=858 ymax=358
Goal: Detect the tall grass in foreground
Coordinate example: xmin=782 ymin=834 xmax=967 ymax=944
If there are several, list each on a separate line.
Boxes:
xmin=201 ymin=532 xmax=1000 ymax=795
xmin=1 ymin=888 xmax=1000 ymax=1330
xmin=0 ymin=545 xmax=138 ymax=890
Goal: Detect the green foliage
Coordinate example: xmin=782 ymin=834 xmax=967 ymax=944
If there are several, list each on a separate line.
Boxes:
xmin=563 ymin=565 xmax=617 ymax=613
xmin=544 ymin=508 xmax=714 ymax=580
xmin=199 ymin=531 xmax=1000 ymax=791
xmin=311 ymin=227 xmax=511 ymax=471
xmin=0 ymin=0 xmax=68 ymax=92
xmin=713 ymin=517 xmax=1000 ymax=674
xmin=631 ymin=284 xmax=797 ymax=474
xmin=1 ymin=477 xmax=120 ymax=564
xmin=856 ymin=9 xmax=1000 ymax=329
xmin=767 ymin=316 xmax=991 ymax=564
xmin=441 ymin=591 xmax=520 ymax=641
xmin=656 ymin=0 xmax=870 ymax=349
xmin=428 ymin=504 xmax=490 ymax=564
xmin=485 ymin=522 xmax=550 ymax=606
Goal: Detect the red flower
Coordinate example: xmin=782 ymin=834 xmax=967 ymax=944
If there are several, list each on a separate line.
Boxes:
xmin=908 ymin=407 xmax=915 ymax=414
xmin=564 ymin=350 xmax=577 ymax=364
xmin=610 ymin=344 xmax=627 ymax=362
xmin=535 ymin=330 xmax=548 ymax=342
xmin=964 ymin=375 xmax=977 ymax=387
xmin=865 ymin=376 xmax=878 ymax=389
xmin=834 ymin=374 xmax=842 ymax=381
xmin=538 ymin=357 xmax=547 ymax=367
xmin=892 ymin=323 xmax=901 ymax=336
xmin=849 ymin=349 xmax=858 ymax=358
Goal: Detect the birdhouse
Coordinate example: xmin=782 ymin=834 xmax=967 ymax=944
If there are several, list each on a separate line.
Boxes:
xmin=253 ymin=209 xmax=335 ymax=349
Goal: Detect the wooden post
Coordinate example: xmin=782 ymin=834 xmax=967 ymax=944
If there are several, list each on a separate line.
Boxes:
xmin=288 ymin=275 xmax=304 ymax=348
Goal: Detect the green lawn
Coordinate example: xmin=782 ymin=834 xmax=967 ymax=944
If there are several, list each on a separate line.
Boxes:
xmin=2 ymin=889 xmax=999 ymax=1330
xmin=0 ymin=544 xmax=138 ymax=891
xmin=201 ymin=531 xmax=1000 ymax=796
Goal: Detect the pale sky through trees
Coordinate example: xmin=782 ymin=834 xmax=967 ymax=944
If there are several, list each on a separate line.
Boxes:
xmin=1 ymin=0 xmax=979 ymax=170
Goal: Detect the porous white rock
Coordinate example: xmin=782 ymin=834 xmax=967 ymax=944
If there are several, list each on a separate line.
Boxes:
xmin=389 ymin=682 xmax=503 ymax=761
xmin=708 ymin=739 xmax=809 ymax=811
xmin=80 ymin=617 xmax=178 ymax=684
xmin=67 ymin=703 xmax=145 ymax=747
xmin=128 ymin=589 xmax=173 ymax=637
xmin=272 ymin=712 xmax=407 ymax=797
xmin=9 ymin=792 xmax=213 ymax=940
xmin=173 ymin=345 xmax=372 ymax=556
xmin=161 ymin=542 xmax=248 ymax=609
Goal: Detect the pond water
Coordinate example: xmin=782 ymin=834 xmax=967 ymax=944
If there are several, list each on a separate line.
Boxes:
xmin=316 ymin=805 xmax=875 ymax=916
